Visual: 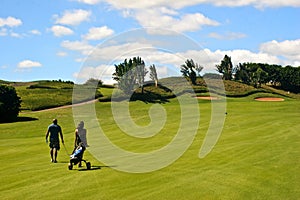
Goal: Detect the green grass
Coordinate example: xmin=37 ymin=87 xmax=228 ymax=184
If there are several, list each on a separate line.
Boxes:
xmin=0 ymin=94 xmax=299 ymax=199
xmin=16 ymin=86 xmax=74 ymax=111
xmin=7 ymin=78 xmax=299 ymax=111
xmin=13 ymin=81 xmax=102 ymax=111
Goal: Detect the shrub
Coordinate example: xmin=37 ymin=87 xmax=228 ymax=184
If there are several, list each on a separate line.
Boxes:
xmin=0 ymin=85 xmax=21 ymax=122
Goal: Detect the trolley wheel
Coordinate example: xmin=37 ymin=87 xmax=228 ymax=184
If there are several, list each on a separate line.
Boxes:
xmin=86 ymin=162 xmax=91 ymax=170
xmin=68 ymin=163 xmax=73 ymax=170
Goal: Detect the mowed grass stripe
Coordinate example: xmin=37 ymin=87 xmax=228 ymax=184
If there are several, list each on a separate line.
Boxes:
xmin=0 ymin=97 xmax=299 ymax=199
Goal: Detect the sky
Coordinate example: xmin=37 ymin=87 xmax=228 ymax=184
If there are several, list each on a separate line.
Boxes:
xmin=0 ymin=0 xmax=299 ymax=84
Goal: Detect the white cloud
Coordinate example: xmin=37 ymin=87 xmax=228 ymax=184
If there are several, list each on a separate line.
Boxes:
xmin=79 ymin=0 xmax=300 ymax=9
xmin=30 ymin=30 xmax=41 ymax=35
xmin=75 ymin=1 xmax=219 ymax=33
xmin=217 ymin=49 xmax=281 ymax=66
xmin=56 ymin=51 xmax=68 ymax=57
xmin=76 ymin=0 xmax=101 ymax=5
xmin=174 ymin=48 xmax=283 ymax=73
xmin=50 ymin=25 xmax=74 ymax=37
xmin=72 ymin=0 xmax=300 ymax=35
xmin=10 ymin=32 xmax=22 ymax=38
xmin=133 ymin=10 xmax=219 ymax=33
xmin=176 ymin=13 xmax=219 ymax=32
xmin=260 ymin=39 xmax=300 ymax=66
xmin=208 ymin=32 xmax=247 ymax=40
xmin=87 ymin=42 xmax=155 ymax=62
xmin=18 ymin=60 xmax=42 ymax=69
xmin=54 ymin=9 xmax=91 ymax=26
xmin=61 ymin=40 xmax=94 ymax=55
xmin=0 ymin=28 xmax=7 ymax=36
xmin=0 ymin=28 xmax=24 ymax=38
xmin=260 ymin=39 xmax=300 ymax=56
xmin=73 ymin=46 xmax=286 ymax=83
xmin=73 ymin=64 xmax=116 ymax=84
xmin=61 ymin=32 xmax=300 ymax=81
xmin=0 ymin=16 xmax=22 ymax=27
xmin=159 ymin=7 xmax=179 ymax=15
xmin=251 ymin=0 xmax=300 ymax=8
xmin=83 ymin=26 xmax=114 ymax=40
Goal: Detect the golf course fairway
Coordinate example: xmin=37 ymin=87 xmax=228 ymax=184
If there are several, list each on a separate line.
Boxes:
xmin=0 ymin=96 xmax=299 ymax=199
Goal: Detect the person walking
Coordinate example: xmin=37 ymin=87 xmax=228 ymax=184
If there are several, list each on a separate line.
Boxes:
xmin=73 ymin=121 xmax=88 ymax=167
xmin=45 ymin=119 xmax=64 ymax=163
xmin=74 ymin=121 xmax=88 ymax=148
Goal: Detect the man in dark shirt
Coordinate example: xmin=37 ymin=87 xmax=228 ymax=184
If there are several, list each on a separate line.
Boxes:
xmin=45 ymin=119 xmax=64 ymax=163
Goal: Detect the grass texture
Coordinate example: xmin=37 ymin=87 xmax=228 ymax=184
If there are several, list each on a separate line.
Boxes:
xmin=0 ymin=94 xmax=299 ymax=199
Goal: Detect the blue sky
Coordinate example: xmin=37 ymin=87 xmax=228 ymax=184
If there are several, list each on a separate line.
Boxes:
xmin=0 ymin=0 xmax=299 ymax=84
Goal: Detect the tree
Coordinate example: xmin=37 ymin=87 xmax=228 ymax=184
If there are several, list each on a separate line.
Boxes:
xmin=149 ymin=64 xmax=158 ymax=87
xmin=279 ymin=66 xmax=300 ymax=93
xmin=180 ymin=59 xmax=200 ymax=85
xmin=112 ymin=57 xmax=146 ymax=95
xmin=84 ymin=78 xmax=103 ymax=88
xmin=203 ymin=73 xmax=222 ymax=79
xmin=234 ymin=63 xmax=250 ymax=84
xmin=252 ymin=67 xmax=268 ymax=88
xmin=234 ymin=63 xmax=268 ymax=88
xmin=261 ymin=64 xmax=282 ymax=86
xmin=134 ymin=57 xmax=148 ymax=94
xmin=0 ymin=84 xmax=21 ymax=122
xmin=216 ymin=55 xmax=233 ymax=80
xmin=195 ymin=64 xmax=204 ymax=77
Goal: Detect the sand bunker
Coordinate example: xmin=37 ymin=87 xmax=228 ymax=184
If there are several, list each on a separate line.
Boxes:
xmin=195 ymin=96 xmax=219 ymax=100
xmin=255 ymin=97 xmax=284 ymax=102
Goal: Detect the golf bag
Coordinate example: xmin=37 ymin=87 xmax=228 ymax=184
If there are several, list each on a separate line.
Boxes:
xmin=68 ymin=142 xmax=91 ymax=170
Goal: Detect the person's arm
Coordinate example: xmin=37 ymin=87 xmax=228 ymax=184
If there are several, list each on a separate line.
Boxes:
xmin=74 ymin=129 xmax=78 ymax=147
xmin=60 ymin=127 xmax=64 ymax=144
xmin=85 ymin=129 xmax=89 ymax=147
xmin=45 ymin=129 xmax=49 ymax=143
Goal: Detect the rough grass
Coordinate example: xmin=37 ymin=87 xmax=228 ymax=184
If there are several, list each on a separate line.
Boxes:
xmin=16 ymin=86 xmax=74 ymax=111
xmin=7 ymin=78 xmax=299 ymax=111
xmin=0 ymin=95 xmax=299 ymax=199
xmin=158 ymin=77 xmax=299 ymax=99
xmin=14 ymin=81 xmax=102 ymax=111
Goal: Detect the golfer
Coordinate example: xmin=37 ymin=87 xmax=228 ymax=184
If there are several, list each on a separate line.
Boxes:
xmin=45 ymin=119 xmax=64 ymax=163
xmin=73 ymin=121 xmax=88 ymax=167
xmin=74 ymin=121 xmax=88 ymax=148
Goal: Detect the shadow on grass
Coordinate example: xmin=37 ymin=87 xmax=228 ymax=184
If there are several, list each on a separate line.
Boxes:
xmin=130 ymin=91 xmax=170 ymax=104
xmin=17 ymin=116 xmax=38 ymax=122
xmin=0 ymin=116 xmax=38 ymax=124
xmin=77 ymin=165 xmax=116 ymax=171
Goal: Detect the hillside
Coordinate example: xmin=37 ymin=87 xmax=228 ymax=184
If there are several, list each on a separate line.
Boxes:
xmin=1 ymin=77 xmax=298 ymax=111
xmin=159 ymin=77 xmax=297 ymax=98
xmin=1 ymin=80 xmax=102 ymax=111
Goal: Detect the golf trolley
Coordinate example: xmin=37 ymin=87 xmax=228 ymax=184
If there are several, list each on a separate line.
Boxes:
xmin=68 ymin=143 xmax=91 ymax=170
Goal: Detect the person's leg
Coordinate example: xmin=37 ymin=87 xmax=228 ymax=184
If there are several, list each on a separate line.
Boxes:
xmin=53 ymin=148 xmax=58 ymax=163
xmin=50 ymin=148 xmax=54 ymax=162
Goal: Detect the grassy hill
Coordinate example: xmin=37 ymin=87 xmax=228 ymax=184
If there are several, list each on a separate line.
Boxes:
xmin=2 ymin=80 xmax=102 ymax=111
xmin=159 ymin=77 xmax=296 ymax=99
xmin=1 ymin=77 xmax=298 ymax=111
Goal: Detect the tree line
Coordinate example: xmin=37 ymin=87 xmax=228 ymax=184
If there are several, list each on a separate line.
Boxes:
xmin=1 ymin=55 xmax=299 ymax=122
xmin=111 ymin=55 xmax=300 ymax=95
xmin=216 ymin=55 xmax=300 ymax=93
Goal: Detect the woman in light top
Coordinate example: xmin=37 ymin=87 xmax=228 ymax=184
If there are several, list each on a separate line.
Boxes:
xmin=74 ymin=121 xmax=88 ymax=148
xmin=74 ymin=121 xmax=88 ymax=167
